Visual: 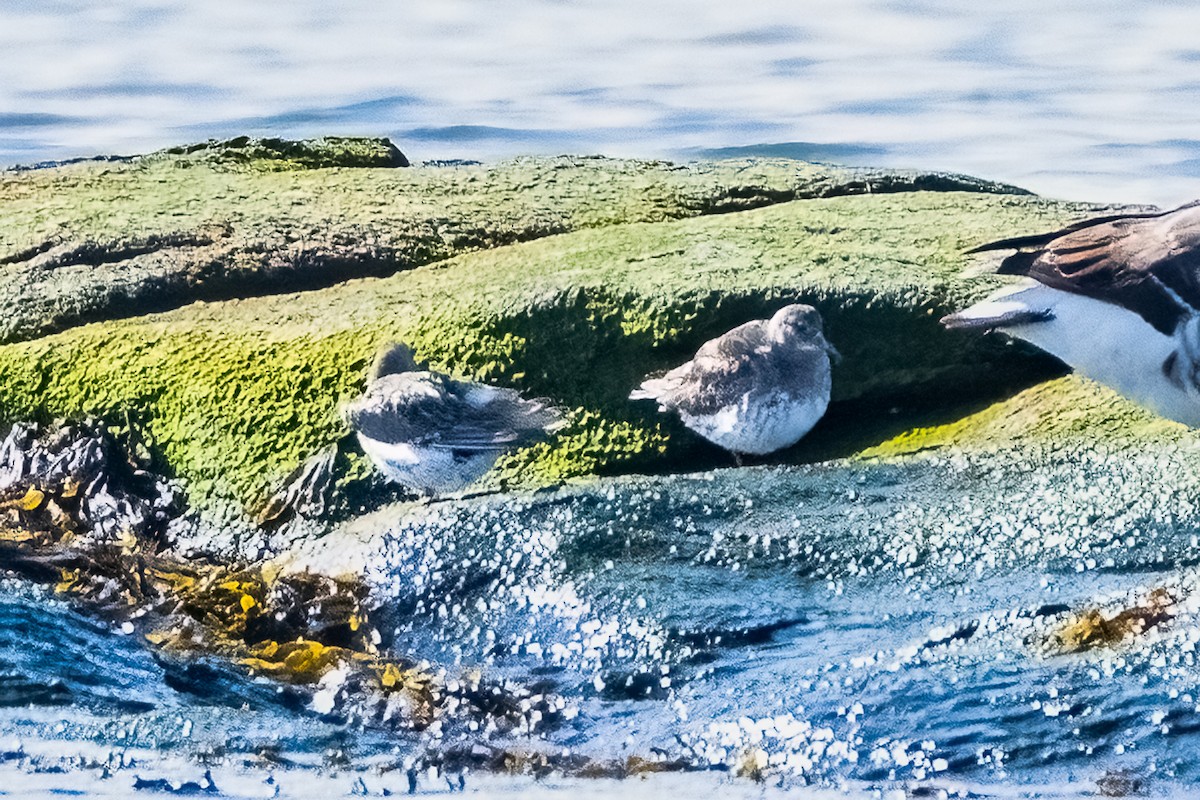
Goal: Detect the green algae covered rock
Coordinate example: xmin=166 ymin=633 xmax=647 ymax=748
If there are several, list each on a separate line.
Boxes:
xmin=159 ymin=135 xmax=411 ymax=169
xmin=859 ymin=373 xmax=1191 ymax=461
xmin=0 ymin=141 xmax=1031 ymax=345
xmin=0 ymin=138 xmax=1111 ymax=518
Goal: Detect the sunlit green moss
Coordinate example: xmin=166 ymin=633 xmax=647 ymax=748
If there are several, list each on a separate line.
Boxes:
xmin=858 ymin=375 xmax=1189 ymax=460
xmin=0 ymin=153 xmax=1100 ymax=514
xmin=0 ymin=140 xmax=1040 ymax=343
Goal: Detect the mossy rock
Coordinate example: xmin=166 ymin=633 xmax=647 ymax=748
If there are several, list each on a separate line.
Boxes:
xmin=0 ymin=179 xmax=1099 ymax=516
xmin=859 ymin=374 xmax=1193 ymax=460
xmin=0 ymin=141 xmax=1040 ymax=344
xmin=158 ymin=135 xmax=411 ymax=169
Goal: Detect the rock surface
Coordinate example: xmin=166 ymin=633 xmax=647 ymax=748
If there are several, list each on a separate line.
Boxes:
xmin=0 ymin=136 xmax=1117 ymax=520
xmin=1 ymin=140 xmax=1034 ymax=346
xmin=0 ymin=418 xmax=182 ymax=543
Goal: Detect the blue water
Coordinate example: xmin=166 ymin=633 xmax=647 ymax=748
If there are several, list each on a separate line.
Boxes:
xmin=4 ymin=1 xmax=1200 ymax=205
xmin=353 ymin=449 xmax=1200 ymax=793
xmin=0 ymin=582 xmax=427 ymax=794
xmin=278 ymin=443 xmax=1200 ymax=796
xmin=8 ymin=434 xmax=1200 ymax=796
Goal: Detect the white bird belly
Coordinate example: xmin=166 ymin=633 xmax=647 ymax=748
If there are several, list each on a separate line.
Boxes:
xmin=984 ymin=282 xmax=1200 ymax=427
xmin=356 ymin=434 xmax=497 ymax=494
xmin=680 ymin=392 xmax=829 ymax=455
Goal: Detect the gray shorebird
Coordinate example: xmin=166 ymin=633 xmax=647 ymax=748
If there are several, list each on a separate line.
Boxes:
xmin=942 ymin=201 xmax=1200 ymax=427
xmin=630 ymin=304 xmax=838 ymax=456
xmin=342 ymin=343 xmax=564 ymax=495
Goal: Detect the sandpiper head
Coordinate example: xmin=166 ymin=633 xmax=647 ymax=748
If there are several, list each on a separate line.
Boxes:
xmin=769 ymin=303 xmax=822 ymax=335
xmin=768 ymin=304 xmax=840 ymax=360
xmin=766 ymin=303 xmax=818 ymax=339
xmin=369 ymin=342 xmax=420 ymax=380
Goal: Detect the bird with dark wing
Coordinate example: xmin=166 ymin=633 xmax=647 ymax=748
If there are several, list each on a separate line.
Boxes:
xmin=942 ymin=201 xmax=1200 ymax=426
xmin=343 ymin=343 xmax=564 ymax=495
xmin=631 ymin=304 xmax=838 ymax=457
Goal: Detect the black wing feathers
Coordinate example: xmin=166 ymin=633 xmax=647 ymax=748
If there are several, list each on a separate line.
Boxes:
xmin=348 ymin=375 xmax=559 ymax=451
xmin=967 ymin=202 xmax=1196 ymax=254
xmin=968 ymin=202 xmax=1200 ymax=335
